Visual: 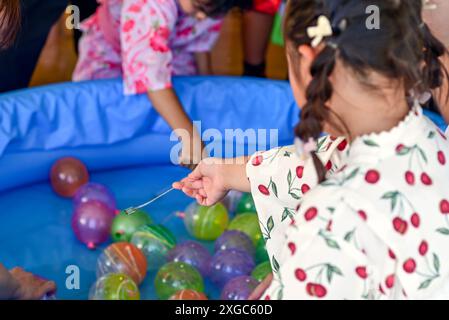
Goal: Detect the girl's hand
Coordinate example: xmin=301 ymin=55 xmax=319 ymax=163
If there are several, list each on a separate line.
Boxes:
xmin=173 ymin=158 xmax=229 ymax=206
xmin=9 ymin=268 xmax=56 ymax=300
xmin=248 ymin=273 xmax=273 ymax=300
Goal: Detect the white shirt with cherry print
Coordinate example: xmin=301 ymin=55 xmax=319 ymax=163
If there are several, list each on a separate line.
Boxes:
xmin=247 ymin=104 xmax=449 ymax=299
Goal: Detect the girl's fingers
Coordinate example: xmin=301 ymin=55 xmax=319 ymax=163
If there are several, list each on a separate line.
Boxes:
xmin=198 ymin=188 xmax=207 ymax=197
xmin=172 ymin=181 xmax=183 ymax=190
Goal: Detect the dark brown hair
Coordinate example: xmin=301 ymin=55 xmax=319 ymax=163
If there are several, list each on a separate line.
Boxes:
xmin=284 ymin=0 xmax=449 ymax=182
xmin=0 ymin=0 xmax=20 ymax=49
xmin=195 ymin=0 xmax=251 ymax=18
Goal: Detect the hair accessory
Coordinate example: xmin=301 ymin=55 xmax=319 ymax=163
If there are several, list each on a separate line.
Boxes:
xmin=294 ymin=137 xmax=318 ymax=160
xmin=307 ymin=15 xmax=333 ymax=48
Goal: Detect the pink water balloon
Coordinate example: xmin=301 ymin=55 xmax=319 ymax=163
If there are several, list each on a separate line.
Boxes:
xmin=72 ymin=200 xmax=114 ymax=249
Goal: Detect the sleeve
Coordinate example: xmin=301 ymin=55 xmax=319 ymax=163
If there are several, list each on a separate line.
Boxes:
xmin=183 ymin=18 xmax=223 ymax=53
xmin=245 ymin=136 xmax=347 ymax=270
xmin=262 ymin=197 xmax=371 ymax=300
xmin=120 ymin=0 xmax=177 ymax=94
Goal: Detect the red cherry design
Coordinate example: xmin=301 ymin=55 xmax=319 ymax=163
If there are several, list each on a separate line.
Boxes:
xmin=365 ymin=170 xmax=380 ymax=184
xmin=392 ymin=217 xmax=408 ymax=235
xmin=440 ymin=200 xmax=449 ymax=214
xmin=385 ymin=274 xmax=395 ymax=289
xmin=314 ymin=284 xmax=327 ymax=298
xmin=438 ymin=151 xmax=446 ymax=165
xmin=355 ymin=266 xmax=368 ymax=279
xmin=358 ymin=210 xmax=367 ymax=221
xmin=306 ymin=283 xmax=327 ymax=298
xmin=288 ymin=242 xmax=296 ymax=255
xmin=326 ymin=220 xmax=333 ymax=231
xmin=403 ymin=258 xmax=416 ymax=273
xmin=258 ymin=185 xmax=270 ymax=196
xmin=411 ymin=213 xmax=420 ymax=228
xmin=419 ymin=240 xmax=428 ymax=256
xmin=337 ymin=139 xmax=348 ymax=151
xmin=295 ymin=269 xmax=307 ymax=282
xmin=420 ymin=173 xmax=432 ymax=186
xmin=330 ymin=136 xmax=338 ymax=141
xmin=264 ymin=295 xmax=270 ymax=300
xmin=325 ymin=160 xmax=332 ymax=171
xmin=388 ymin=249 xmax=396 ymax=260
xmin=252 ymin=155 xmax=263 ymax=166
xmin=396 ymin=144 xmax=405 ymax=153
xmin=405 ymin=171 xmax=415 ymax=185
xmin=304 ymin=207 xmax=318 ymax=221
xmin=296 ymin=166 xmax=304 ymax=178
xmin=301 ymin=184 xmax=310 ymax=194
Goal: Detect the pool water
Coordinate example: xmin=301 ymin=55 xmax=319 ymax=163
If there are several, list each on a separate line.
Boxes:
xmin=0 ymin=164 xmax=222 ymax=300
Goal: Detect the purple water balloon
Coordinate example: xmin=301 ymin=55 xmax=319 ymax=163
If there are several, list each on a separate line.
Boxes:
xmin=221 ymin=276 xmax=259 ymax=300
xmin=209 ymin=249 xmax=255 ymax=288
xmin=214 ymin=230 xmax=255 ymax=257
xmin=72 ymin=200 xmax=114 ymax=249
xmin=73 ymin=182 xmax=116 ymax=212
xmin=221 ymin=190 xmax=243 ymax=215
xmin=167 ymin=241 xmax=212 ymax=276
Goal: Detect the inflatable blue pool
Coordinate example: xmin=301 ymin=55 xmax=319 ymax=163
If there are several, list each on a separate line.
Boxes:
xmin=0 ymin=76 xmax=446 ymax=300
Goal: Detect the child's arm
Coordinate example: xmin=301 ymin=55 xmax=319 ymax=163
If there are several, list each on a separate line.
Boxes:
xmin=148 ymin=88 xmax=204 ymax=168
xmin=0 ymin=264 xmax=56 ymax=300
xmin=195 ymin=52 xmax=213 ymax=75
xmin=173 ymin=157 xmax=251 ymax=206
xmin=423 ymin=0 xmax=449 ymax=122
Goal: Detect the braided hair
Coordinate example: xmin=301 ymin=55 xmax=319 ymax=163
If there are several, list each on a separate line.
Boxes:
xmin=284 ymin=0 xmax=449 ymax=182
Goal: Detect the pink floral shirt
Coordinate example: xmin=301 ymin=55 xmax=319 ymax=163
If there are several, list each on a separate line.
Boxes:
xmin=73 ymin=0 xmax=222 ymax=95
xmin=247 ymin=104 xmax=449 ymax=299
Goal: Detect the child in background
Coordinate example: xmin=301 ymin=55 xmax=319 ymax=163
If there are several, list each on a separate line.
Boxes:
xmin=242 ymin=0 xmax=283 ymax=77
xmin=73 ymin=0 xmax=248 ymax=168
xmin=0 ymin=0 xmax=57 ymax=300
xmin=174 ymin=0 xmax=449 ymax=299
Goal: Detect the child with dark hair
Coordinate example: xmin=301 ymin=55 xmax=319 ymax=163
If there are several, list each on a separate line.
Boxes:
xmin=174 ymin=0 xmax=449 ymax=299
xmin=0 ymin=1 xmax=56 ymax=299
xmin=73 ymin=0 xmax=249 ymax=168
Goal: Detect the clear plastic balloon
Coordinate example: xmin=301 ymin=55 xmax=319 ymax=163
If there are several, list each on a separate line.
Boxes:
xmin=89 ymin=273 xmax=140 ymax=300
xmin=183 ymin=202 xmax=229 ymax=241
xmin=111 ymin=210 xmax=152 ymax=242
xmin=214 ymin=230 xmax=255 ymax=258
xmin=96 ymin=242 xmax=148 ymax=285
xmin=154 ymin=262 xmax=204 ymax=300
xmin=167 ymin=241 xmax=212 ymax=277
xmin=169 ymin=289 xmax=208 ymax=300
xmin=221 ymin=276 xmax=259 ymax=300
xmin=228 ymin=213 xmax=262 ymax=245
xmin=209 ymin=249 xmax=255 ymax=288
xmin=130 ymin=224 xmax=176 ymax=271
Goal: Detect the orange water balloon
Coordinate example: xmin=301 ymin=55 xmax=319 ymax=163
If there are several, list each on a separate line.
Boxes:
xmin=169 ymin=289 xmax=208 ymax=300
xmin=97 ymin=242 xmax=148 ymax=285
xmin=50 ymin=157 xmax=89 ymax=197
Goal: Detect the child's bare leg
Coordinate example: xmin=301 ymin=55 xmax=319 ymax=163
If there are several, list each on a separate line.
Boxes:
xmin=242 ymin=10 xmax=274 ymax=77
